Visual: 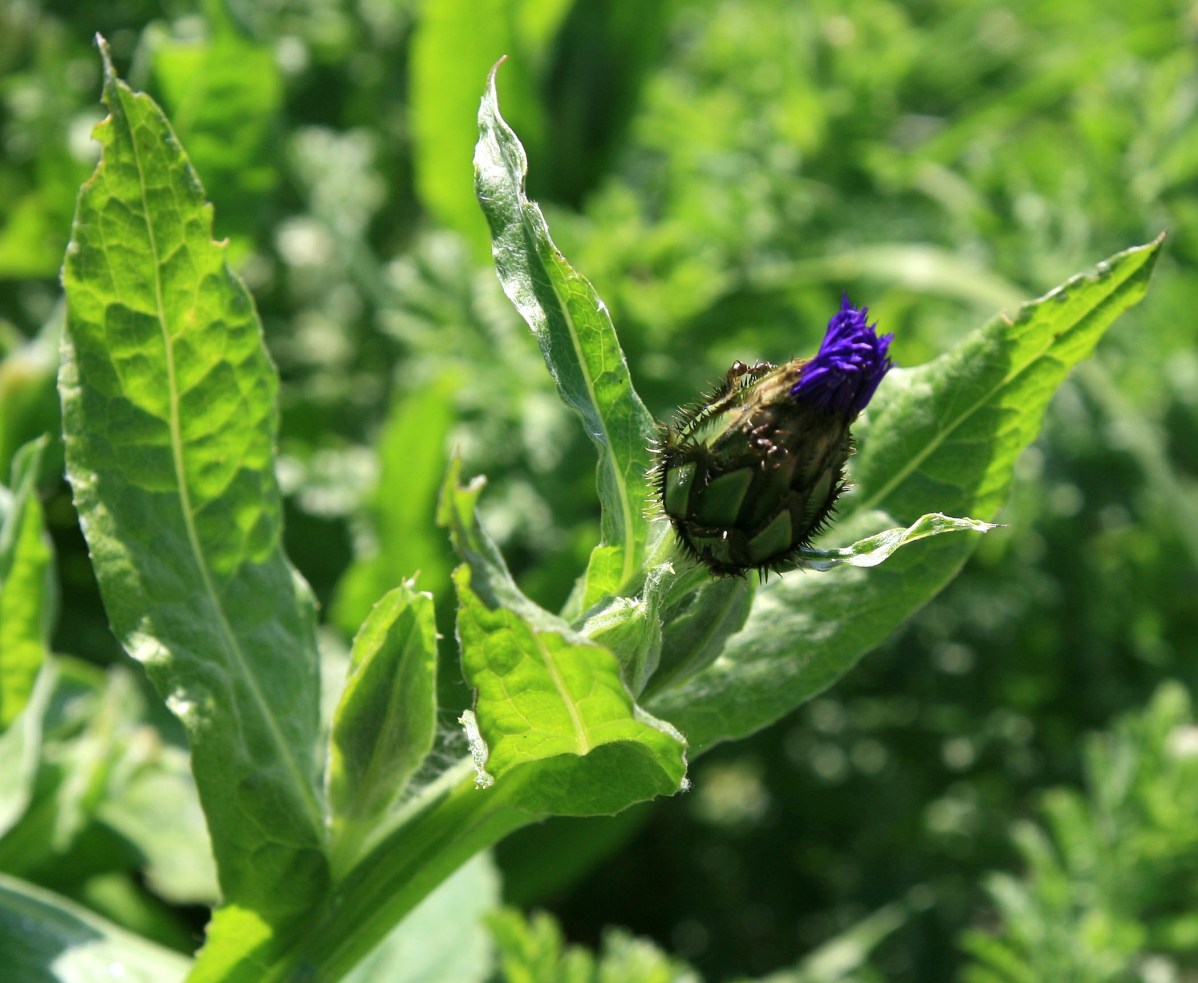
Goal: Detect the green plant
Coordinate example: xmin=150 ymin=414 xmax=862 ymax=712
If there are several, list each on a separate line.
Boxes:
xmin=0 ymin=28 xmax=1165 ymax=983
xmin=963 ymin=682 xmax=1198 ymax=981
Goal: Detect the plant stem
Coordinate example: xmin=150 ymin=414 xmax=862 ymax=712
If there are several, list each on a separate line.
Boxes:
xmin=261 ymin=759 xmax=538 ymax=982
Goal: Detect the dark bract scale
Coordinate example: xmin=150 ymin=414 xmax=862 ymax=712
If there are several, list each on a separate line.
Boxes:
xmin=652 ymin=296 xmax=892 ymax=577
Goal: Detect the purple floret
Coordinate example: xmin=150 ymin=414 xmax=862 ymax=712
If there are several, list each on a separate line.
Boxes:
xmin=791 ymin=293 xmax=893 ymax=417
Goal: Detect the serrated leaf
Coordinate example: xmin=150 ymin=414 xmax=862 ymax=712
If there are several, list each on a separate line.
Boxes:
xmin=0 ymin=437 xmax=54 ymax=729
xmin=475 ymin=63 xmax=656 ymax=606
xmin=59 ymin=37 xmax=327 ymax=929
xmin=647 ymin=238 xmax=1163 ymax=750
xmin=328 ymin=583 xmax=438 ymax=870
xmin=455 ymin=566 xmax=686 ymax=814
xmin=0 ymin=873 xmax=193 ymax=983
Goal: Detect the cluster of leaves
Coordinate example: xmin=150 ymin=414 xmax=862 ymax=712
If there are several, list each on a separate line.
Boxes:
xmin=0 ymin=0 xmax=1194 ymax=980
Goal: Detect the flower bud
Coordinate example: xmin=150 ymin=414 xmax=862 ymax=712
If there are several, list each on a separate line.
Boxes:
xmin=653 ymin=295 xmax=892 ymax=576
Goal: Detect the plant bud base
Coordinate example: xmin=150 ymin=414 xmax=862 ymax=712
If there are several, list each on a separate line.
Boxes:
xmin=653 ymin=358 xmax=852 ymax=577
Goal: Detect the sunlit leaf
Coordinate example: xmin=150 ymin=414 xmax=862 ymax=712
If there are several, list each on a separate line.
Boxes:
xmin=60 ymin=38 xmax=326 ymax=957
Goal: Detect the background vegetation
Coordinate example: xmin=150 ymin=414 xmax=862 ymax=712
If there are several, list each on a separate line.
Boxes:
xmin=1 ymin=0 xmax=1195 ymax=979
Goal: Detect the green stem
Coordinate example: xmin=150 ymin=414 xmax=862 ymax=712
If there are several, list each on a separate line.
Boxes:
xmin=261 ymin=759 xmax=538 ymax=982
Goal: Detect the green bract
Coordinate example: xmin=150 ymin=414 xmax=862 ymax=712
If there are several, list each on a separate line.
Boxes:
xmin=654 ymin=358 xmax=851 ymax=576
xmin=653 ymin=294 xmax=893 ymax=577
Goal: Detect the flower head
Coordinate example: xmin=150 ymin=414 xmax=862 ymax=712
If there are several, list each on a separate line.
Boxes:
xmin=791 ymin=294 xmax=893 ymax=418
xmin=652 ymin=294 xmax=893 ymax=577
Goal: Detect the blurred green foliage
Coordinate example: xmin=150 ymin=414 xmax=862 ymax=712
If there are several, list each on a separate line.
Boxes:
xmin=1 ymin=0 xmax=1196 ymax=979
xmin=963 ymin=683 xmax=1198 ymax=980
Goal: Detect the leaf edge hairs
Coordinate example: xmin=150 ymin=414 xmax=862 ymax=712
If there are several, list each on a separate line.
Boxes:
xmin=652 ymin=295 xmax=893 ymax=577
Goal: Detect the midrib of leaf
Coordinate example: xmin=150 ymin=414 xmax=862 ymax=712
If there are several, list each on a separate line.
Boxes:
xmin=532 ymin=630 xmax=590 ymax=756
xmin=125 ymin=98 xmax=321 ymax=829
xmin=855 ymin=260 xmax=1147 ymax=518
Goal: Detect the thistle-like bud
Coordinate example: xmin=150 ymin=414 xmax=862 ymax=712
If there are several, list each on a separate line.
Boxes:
xmin=653 ymin=295 xmax=893 ymax=576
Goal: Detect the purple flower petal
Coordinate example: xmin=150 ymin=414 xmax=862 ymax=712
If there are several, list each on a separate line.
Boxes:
xmin=791 ymin=293 xmax=893 ymax=417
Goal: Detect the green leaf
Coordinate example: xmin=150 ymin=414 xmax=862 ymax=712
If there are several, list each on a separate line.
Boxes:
xmin=95 ymin=737 xmax=219 ymax=906
xmin=0 ymin=317 xmax=62 ymax=481
xmin=437 ymin=453 xmax=550 ymax=623
xmin=455 ymin=566 xmax=687 ymax=815
xmin=647 ymin=237 xmax=1164 ymax=750
xmin=411 ymin=0 xmax=572 ymax=255
xmin=644 ymin=577 xmax=753 ymax=700
xmin=795 ymin=512 xmax=1000 ymax=571
xmin=0 ymin=658 xmax=105 ymax=874
xmin=0 ymin=660 xmax=56 ymax=840
xmin=0 ymin=437 xmax=54 ymax=729
xmin=327 ymin=582 xmax=438 ymax=872
xmin=59 ymin=37 xmax=327 ymax=928
xmin=149 ymin=24 xmax=282 ymax=241
xmin=475 ymin=63 xmax=656 ymax=605
xmin=0 ymin=873 xmax=193 ymax=983
xmin=487 ymin=906 xmax=700 ymax=983
xmin=332 ymin=374 xmax=457 ymax=635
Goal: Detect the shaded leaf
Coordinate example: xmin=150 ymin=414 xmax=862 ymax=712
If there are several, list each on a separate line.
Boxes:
xmin=411 ymin=0 xmax=571 ymax=254
xmin=149 ymin=25 xmax=282 ymax=240
xmin=342 ymin=853 xmax=500 ymax=983
xmin=333 ymin=375 xmax=457 ymax=635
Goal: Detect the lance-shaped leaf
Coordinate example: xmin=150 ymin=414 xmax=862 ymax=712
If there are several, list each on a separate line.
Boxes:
xmin=0 ymin=437 xmax=54 ymax=729
xmin=648 ymin=238 xmax=1164 ymax=750
xmin=327 ymin=583 xmax=437 ymax=871
xmin=59 ymin=37 xmax=327 ymax=922
xmin=475 ymin=62 xmax=656 ymax=607
xmin=455 ymin=566 xmax=686 ymax=815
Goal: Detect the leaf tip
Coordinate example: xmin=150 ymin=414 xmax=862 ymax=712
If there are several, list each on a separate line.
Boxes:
xmin=94 ymin=33 xmax=115 ymax=81
xmin=482 ymin=56 xmax=508 ymax=106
